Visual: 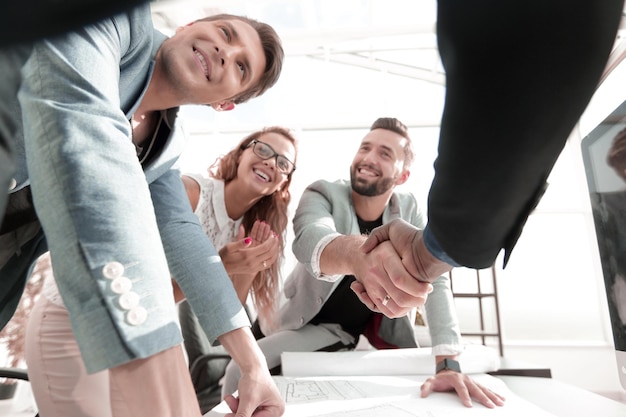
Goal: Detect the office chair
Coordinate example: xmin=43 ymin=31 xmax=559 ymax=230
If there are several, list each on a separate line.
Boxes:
xmin=0 ymin=367 xmax=38 ymax=416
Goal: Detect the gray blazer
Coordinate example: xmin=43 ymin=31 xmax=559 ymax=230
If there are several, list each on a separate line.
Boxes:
xmin=0 ymin=5 xmax=247 ymax=373
xmin=277 ymin=179 xmax=462 ymax=350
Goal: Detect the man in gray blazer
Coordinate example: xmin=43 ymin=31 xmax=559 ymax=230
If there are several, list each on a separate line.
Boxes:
xmin=222 ymin=117 xmax=505 ymax=409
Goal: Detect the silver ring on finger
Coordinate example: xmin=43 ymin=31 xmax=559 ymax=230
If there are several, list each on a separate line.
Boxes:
xmin=382 ymin=294 xmax=391 ymax=307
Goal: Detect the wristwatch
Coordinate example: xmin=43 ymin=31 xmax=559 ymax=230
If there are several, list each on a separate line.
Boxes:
xmin=436 ymin=358 xmax=461 ymax=374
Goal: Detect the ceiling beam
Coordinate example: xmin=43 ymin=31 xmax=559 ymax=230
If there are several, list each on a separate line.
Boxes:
xmin=306 ymin=52 xmax=445 ymax=84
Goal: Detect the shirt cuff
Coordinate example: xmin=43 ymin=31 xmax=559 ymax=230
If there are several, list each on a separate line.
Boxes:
xmin=423 ymin=224 xmax=462 ymax=267
xmin=431 ymin=343 xmax=465 ymax=357
xmin=312 ymin=233 xmax=343 ymax=282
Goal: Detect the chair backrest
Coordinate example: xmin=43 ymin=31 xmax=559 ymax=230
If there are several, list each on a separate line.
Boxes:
xmin=0 ymin=367 xmax=38 ymax=416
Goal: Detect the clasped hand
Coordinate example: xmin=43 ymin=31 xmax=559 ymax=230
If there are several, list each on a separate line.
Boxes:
xmin=351 ymin=218 xmax=453 ymax=317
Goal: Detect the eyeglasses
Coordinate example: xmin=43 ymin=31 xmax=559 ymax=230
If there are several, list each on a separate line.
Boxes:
xmin=247 ymin=140 xmax=296 ymax=175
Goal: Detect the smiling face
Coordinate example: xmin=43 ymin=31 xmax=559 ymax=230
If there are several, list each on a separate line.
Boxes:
xmin=350 ymin=128 xmax=409 ymax=197
xmin=238 ymin=131 xmax=297 ymax=197
xmin=156 ymin=18 xmax=266 ymax=107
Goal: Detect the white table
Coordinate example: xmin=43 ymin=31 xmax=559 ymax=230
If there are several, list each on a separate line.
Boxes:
xmin=500 ymin=375 xmax=626 ymax=417
xmin=206 ymin=373 xmax=626 ymax=417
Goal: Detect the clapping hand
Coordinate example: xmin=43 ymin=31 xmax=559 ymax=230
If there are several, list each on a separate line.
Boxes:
xmin=219 ymin=220 xmax=279 ymax=276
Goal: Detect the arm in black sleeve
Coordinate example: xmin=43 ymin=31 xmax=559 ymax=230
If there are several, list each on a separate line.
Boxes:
xmin=429 ymin=0 xmax=624 ymax=268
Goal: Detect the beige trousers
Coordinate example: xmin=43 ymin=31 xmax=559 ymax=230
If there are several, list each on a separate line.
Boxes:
xmin=25 ymin=294 xmax=201 ymax=417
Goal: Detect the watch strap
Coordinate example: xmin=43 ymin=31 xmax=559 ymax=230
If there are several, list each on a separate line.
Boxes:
xmin=436 ymin=358 xmax=461 ymax=374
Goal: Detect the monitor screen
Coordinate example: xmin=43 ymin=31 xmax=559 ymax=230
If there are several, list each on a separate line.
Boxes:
xmin=581 ymin=100 xmax=626 ymax=390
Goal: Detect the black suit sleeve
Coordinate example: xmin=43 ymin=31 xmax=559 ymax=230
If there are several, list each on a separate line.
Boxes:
xmin=428 ymin=0 xmax=624 ymax=269
xmin=0 ymin=0 xmax=148 ymax=46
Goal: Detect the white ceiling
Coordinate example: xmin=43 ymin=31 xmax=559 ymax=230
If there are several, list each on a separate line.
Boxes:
xmin=150 ymin=0 xmax=443 ymax=85
xmin=149 ymin=0 xmax=626 ymax=135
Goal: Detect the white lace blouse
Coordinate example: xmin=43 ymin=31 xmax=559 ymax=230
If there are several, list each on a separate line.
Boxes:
xmin=186 ymin=173 xmax=243 ymax=250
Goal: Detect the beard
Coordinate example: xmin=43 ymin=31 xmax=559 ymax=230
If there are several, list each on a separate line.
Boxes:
xmin=350 ymin=165 xmax=395 ymax=197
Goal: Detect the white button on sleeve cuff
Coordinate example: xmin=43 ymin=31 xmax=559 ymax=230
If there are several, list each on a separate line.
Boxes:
xmin=102 ymin=262 xmax=125 ymax=279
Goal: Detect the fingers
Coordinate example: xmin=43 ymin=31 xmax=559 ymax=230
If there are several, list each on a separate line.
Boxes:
xmin=352 ymin=281 xmax=423 ymax=318
xmin=224 ymin=394 xmax=240 ymax=413
xmin=452 ymin=378 xmax=503 ymax=408
xmin=381 ymin=294 xmax=391 ymax=307
xmin=229 ymin=372 xmax=285 ymax=417
xmin=450 ymin=379 xmax=473 ymax=407
xmin=420 ymin=374 xmax=473 ymax=406
xmin=360 ymin=223 xmax=392 ymax=253
xmin=362 ymin=219 xmax=450 ymax=284
xmin=360 ymin=241 xmax=432 ymax=317
xmin=250 ymin=220 xmax=272 ymax=243
xmin=250 ymin=219 xmax=262 ymax=240
xmin=241 ymin=237 xmax=278 ymax=272
xmin=351 ymin=281 xmax=413 ymax=318
xmin=356 ymin=220 xmax=452 ymax=319
xmin=221 ymin=233 xmax=278 ymax=275
xmin=466 ymin=381 xmax=506 ymax=408
xmin=381 ymin=249 xmax=433 ymax=301
xmin=255 ymin=236 xmax=279 ymax=267
xmin=360 ymin=218 xmax=416 ymax=255
xmin=420 ymin=373 xmax=505 ymax=409
xmin=420 ymin=377 xmax=434 ymax=398
xmin=350 ymin=281 xmax=378 ymax=311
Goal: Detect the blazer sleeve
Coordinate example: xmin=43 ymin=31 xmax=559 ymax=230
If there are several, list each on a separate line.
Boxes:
xmin=424 ymin=274 xmax=463 ymax=353
xmin=150 ymin=169 xmax=251 ymax=341
xmin=291 ymin=180 xmax=346 ymax=277
xmin=17 ymin=15 xmax=191 ymax=373
xmin=429 ymin=0 xmax=623 ymax=269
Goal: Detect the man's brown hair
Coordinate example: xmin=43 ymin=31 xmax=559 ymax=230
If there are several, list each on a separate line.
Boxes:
xmin=370 ymin=117 xmax=414 ymax=168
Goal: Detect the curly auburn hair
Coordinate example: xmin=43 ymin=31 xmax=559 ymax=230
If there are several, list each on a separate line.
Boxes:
xmin=209 ymin=126 xmax=297 ymax=329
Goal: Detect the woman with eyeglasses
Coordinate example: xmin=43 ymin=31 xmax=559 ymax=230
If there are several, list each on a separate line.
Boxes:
xmin=176 ymin=126 xmax=298 ymax=413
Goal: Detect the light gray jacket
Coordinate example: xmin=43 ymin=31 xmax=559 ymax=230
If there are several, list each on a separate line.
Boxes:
xmin=0 ymin=4 xmax=247 ymax=373
xmin=277 ymin=179 xmax=463 ymax=352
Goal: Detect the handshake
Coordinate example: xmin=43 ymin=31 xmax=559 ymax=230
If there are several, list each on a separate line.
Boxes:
xmin=350 ymin=218 xmax=454 ymax=318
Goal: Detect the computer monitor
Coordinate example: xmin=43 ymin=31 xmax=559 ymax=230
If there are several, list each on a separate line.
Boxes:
xmin=581 ymin=100 xmax=626 ymax=390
